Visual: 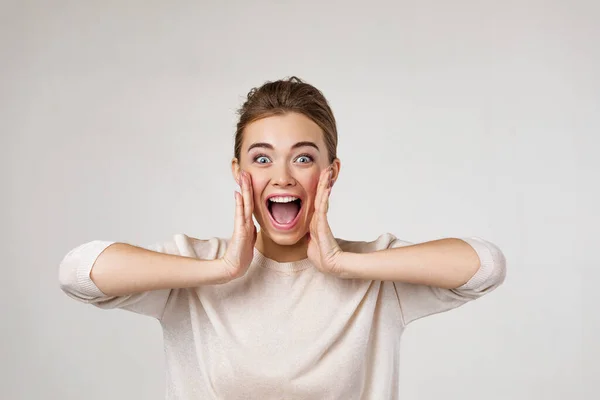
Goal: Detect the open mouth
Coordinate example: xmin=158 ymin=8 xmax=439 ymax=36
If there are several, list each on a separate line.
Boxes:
xmin=266 ymin=197 xmax=303 ymax=229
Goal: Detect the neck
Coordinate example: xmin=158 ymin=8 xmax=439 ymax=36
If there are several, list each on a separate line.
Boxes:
xmin=255 ymin=230 xmax=309 ymax=262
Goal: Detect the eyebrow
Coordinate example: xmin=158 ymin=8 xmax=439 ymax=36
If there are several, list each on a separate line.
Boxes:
xmin=247 ymin=141 xmax=320 ymax=153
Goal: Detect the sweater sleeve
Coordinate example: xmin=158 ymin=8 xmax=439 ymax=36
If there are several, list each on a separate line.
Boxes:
xmin=58 ymin=234 xmax=195 ymax=320
xmin=389 ymin=235 xmax=507 ymax=326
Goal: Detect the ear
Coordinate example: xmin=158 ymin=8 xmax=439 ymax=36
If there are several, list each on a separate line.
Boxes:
xmin=231 ymin=158 xmax=241 ymax=186
xmin=330 ymin=158 xmax=341 ymax=186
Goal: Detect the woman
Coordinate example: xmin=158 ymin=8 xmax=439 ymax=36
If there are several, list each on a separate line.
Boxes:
xmin=59 ymin=76 xmax=506 ymax=399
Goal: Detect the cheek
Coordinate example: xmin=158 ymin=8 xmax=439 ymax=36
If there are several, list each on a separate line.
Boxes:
xmin=304 ymin=174 xmax=322 ymax=200
xmin=250 ymin=178 xmax=269 ymax=206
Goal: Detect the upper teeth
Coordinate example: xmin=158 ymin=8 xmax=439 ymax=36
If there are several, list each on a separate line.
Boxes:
xmin=269 ymin=196 xmax=299 ymax=203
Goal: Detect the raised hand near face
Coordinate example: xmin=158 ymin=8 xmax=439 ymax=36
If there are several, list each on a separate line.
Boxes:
xmin=307 ymin=165 xmax=344 ymax=276
xmin=220 ymin=170 xmax=258 ymax=281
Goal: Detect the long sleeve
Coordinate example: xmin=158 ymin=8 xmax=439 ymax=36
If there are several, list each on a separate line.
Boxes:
xmin=58 ymin=235 xmax=191 ymax=320
xmin=389 ymin=235 xmax=507 ymax=326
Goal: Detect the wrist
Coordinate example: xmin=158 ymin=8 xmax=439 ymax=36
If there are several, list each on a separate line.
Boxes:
xmin=336 ymin=251 xmax=364 ymax=279
xmin=216 ymin=258 xmax=240 ymax=283
xmin=195 ymin=258 xmax=234 ymax=285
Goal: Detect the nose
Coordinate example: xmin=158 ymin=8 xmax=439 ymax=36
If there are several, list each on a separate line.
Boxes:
xmin=271 ymin=164 xmax=296 ymax=188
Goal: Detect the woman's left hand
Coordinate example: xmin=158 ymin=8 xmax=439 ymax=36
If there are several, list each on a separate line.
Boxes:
xmin=307 ymin=165 xmax=345 ymax=276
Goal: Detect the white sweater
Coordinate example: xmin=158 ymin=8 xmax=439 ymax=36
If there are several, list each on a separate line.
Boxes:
xmin=59 ymin=233 xmax=506 ymax=399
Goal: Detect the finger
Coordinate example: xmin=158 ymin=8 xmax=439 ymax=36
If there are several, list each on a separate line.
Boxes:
xmin=245 ymin=171 xmax=254 ymax=223
xmin=320 ymin=173 xmax=331 ymax=214
xmin=234 ymin=190 xmax=244 ymax=231
xmin=242 ymin=171 xmax=253 ymax=224
xmin=317 ymin=166 xmax=331 ymax=214
xmin=314 ymin=166 xmax=328 ymax=213
xmin=309 ymin=212 xmax=317 ymax=236
xmin=314 ymin=167 xmax=327 ymax=215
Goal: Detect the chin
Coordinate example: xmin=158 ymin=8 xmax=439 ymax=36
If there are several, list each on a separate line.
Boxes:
xmin=268 ymin=231 xmax=307 ymax=246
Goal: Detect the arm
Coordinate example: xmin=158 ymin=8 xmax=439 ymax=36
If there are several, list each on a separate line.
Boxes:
xmin=338 ymin=238 xmax=482 ymax=289
xmin=88 ymin=242 xmax=228 ymax=296
xmin=337 ymin=235 xmax=506 ymax=326
xmin=58 ymin=235 xmax=230 ymax=319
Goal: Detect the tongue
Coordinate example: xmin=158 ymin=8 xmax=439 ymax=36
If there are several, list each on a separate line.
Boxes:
xmin=271 ymin=202 xmax=300 ymax=225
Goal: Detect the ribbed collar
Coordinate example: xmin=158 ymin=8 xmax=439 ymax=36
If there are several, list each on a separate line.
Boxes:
xmin=252 ymin=247 xmax=314 ymax=273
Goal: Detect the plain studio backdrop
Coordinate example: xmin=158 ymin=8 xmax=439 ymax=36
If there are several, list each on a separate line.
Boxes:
xmin=1 ymin=0 xmax=596 ymax=399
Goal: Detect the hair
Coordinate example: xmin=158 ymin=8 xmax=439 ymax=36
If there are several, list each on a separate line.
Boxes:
xmin=234 ymin=76 xmax=338 ymax=163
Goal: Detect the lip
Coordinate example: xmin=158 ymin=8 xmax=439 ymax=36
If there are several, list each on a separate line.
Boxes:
xmin=264 ymin=193 xmax=304 ymax=232
xmin=265 ymin=193 xmax=304 ymax=202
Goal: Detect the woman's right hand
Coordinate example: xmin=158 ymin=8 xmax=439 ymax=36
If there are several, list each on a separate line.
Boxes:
xmin=220 ymin=170 xmax=257 ymax=281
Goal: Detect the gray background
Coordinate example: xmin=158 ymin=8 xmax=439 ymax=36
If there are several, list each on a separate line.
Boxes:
xmin=2 ymin=0 xmax=596 ymax=399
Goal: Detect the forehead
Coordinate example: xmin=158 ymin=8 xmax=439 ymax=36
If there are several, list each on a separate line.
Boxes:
xmin=242 ymin=112 xmax=325 ymax=151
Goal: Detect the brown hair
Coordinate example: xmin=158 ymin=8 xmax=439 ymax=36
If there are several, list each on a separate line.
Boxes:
xmin=234 ymin=76 xmax=338 ymax=163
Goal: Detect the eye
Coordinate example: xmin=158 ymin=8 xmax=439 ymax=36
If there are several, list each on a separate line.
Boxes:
xmin=296 ymin=154 xmax=314 ymax=164
xmin=253 ymin=155 xmax=271 ymax=164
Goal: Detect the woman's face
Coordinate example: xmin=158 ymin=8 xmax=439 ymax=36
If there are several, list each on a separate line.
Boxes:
xmin=233 ymin=112 xmax=338 ymax=246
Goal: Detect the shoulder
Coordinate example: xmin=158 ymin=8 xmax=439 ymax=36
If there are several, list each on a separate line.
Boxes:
xmin=147 ymin=233 xmax=228 ymax=260
xmin=335 ymin=233 xmax=414 ymax=253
